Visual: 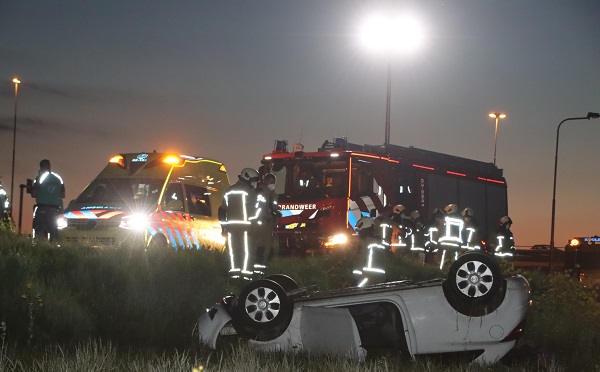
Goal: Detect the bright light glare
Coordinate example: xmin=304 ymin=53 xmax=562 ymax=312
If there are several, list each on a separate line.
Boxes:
xmin=325 ymin=233 xmax=348 ymax=247
xmin=360 ymin=14 xmax=423 ymax=53
xmin=57 ymin=217 xmax=68 ymax=230
xmin=120 ymin=214 xmax=148 ymax=230
xmin=13 ymin=78 xmax=21 ymax=84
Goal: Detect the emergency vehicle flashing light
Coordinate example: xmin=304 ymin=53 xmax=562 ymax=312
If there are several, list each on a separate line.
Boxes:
xmin=570 ymin=239 xmax=580 ymax=247
xmin=109 ymin=155 xmax=125 ymax=168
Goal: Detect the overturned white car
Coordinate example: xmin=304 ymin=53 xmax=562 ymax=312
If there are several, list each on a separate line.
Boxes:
xmin=198 ymin=252 xmax=530 ymax=365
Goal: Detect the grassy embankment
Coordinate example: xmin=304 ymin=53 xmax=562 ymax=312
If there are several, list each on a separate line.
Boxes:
xmin=0 ymin=228 xmax=599 ymax=371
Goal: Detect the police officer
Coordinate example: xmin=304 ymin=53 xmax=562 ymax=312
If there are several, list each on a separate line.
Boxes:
xmin=254 ymin=173 xmax=279 ymax=274
xmin=0 ymin=182 xmax=9 ymax=222
xmin=31 ymin=159 xmax=65 ymax=241
xmin=490 ymin=216 xmax=515 ymax=258
xmin=219 ymin=168 xmax=260 ymax=281
xmin=461 ymin=207 xmax=481 ymax=251
xmin=352 ymin=216 xmax=386 ymax=287
xmin=438 ymin=203 xmax=465 ymax=269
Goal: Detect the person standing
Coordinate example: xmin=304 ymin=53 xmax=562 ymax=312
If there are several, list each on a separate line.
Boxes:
xmin=0 ymin=182 xmax=9 ymax=222
xmin=374 ymin=205 xmax=396 ymax=250
xmin=30 ymin=159 xmax=65 ymax=241
xmin=461 ymin=207 xmax=481 ymax=251
xmin=254 ymin=173 xmax=279 ymax=274
xmin=219 ymin=168 xmax=260 ymax=281
xmin=438 ymin=203 xmax=464 ymax=269
xmin=353 ymin=216 xmax=387 ymax=287
xmin=490 ymin=216 xmax=515 ymax=258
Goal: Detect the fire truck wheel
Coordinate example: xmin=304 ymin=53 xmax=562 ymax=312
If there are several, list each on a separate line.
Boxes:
xmin=235 ymin=279 xmax=293 ymax=338
xmin=443 ymin=252 xmax=505 ymax=316
xmin=265 ymin=274 xmax=299 ymax=292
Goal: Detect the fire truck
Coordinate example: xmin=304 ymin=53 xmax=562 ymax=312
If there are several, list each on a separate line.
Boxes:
xmin=260 ymin=138 xmax=508 ymax=253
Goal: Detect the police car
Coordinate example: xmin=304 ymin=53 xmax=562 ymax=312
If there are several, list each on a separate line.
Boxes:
xmin=198 ymin=252 xmax=530 ymax=365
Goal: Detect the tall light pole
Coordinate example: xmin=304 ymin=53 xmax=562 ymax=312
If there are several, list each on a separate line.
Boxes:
xmin=549 ymin=112 xmax=600 ymax=271
xmin=10 ymin=77 xmax=21 ymax=219
xmin=359 ymin=13 xmax=423 ymax=146
xmin=489 ymin=112 xmax=506 ymax=166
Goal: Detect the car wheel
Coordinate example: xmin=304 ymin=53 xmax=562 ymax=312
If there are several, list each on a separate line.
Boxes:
xmin=233 ymin=279 xmax=293 ymax=340
xmin=444 ymin=252 xmax=506 ymax=316
xmin=265 ymin=274 xmax=299 ymax=292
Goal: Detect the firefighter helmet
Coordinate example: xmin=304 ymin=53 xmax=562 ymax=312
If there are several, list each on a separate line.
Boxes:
xmin=393 ymin=204 xmax=405 ymax=214
xmin=499 ymin=216 xmax=512 ymax=226
xmin=461 ymin=207 xmax=474 ymax=218
xmin=410 ymin=210 xmax=420 ymax=221
xmin=239 ymin=168 xmax=259 ymax=182
xmin=444 ymin=203 xmax=458 ymax=215
xmin=355 ymin=216 xmax=374 ymax=231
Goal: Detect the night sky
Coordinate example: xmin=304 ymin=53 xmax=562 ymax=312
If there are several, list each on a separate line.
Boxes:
xmin=1 ymin=1 xmax=599 ymax=247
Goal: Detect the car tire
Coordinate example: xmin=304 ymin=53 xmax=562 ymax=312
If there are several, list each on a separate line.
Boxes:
xmin=234 ymin=279 xmax=293 ymax=340
xmin=265 ymin=274 xmax=299 ymax=292
xmin=443 ymin=252 xmax=506 ymax=316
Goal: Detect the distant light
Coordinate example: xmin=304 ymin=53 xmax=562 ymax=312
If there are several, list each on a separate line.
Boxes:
xmin=570 ymin=239 xmax=580 ymax=247
xmin=489 ymin=113 xmax=507 ymax=119
xmin=360 ymin=13 xmax=424 ymax=53
xmin=12 ymin=77 xmax=21 ymax=84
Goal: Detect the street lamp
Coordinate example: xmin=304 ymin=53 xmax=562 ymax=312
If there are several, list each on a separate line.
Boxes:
xmin=359 ymin=14 xmax=423 ymax=145
xmin=549 ymin=112 xmax=600 ymax=271
xmin=488 ymin=112 xmax=507 ymax=166
xmin=10 ymin=77 xmax=21 ymax=220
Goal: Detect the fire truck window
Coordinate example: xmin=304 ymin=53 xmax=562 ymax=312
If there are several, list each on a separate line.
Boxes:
xmin=163 ymin=183 xmax=184 ymax=212
xmin=185 ymin=184 xmax=212 ymax=217
xmin=272 ymin=166 xmax=286 ymax=195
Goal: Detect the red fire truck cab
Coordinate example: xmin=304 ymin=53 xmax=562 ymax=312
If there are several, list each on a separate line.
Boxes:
xmin=260 ymin=138 xmax=508 ymax=253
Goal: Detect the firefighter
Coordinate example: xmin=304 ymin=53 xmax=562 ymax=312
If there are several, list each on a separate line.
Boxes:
xmin=253 ymin=173 xmax=279 ymax=274
xmin=352 ymin=216 xmax=387 ymax=287
xmin=424 ymin=208 xmax=444 ymax=265
xmin=490 ymin=216 xmax=515 ymax=258
xmin=391 ymin=204 xmax=410 ymax=250
xmin=31 ymin=159 xmax=65 ymax=241
xmin=461 ymin=207 xmax=481 ymax=251
xmin=438 ymin=203 xmax=465 ymax=270
xmin=374 ymin=205 xmax=396 ymax=250
xmin=219 ymin=167 xmax=260 ymax=281
xmin=409 ymin=210 xmax=426 ymax=255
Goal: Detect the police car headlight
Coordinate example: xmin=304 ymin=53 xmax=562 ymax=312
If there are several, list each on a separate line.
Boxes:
xmin=57 ymin=216 xmax=68 ymax=230
xmin=119 ymin=214 xmax=148 ymax=230
xmin=325 ymin=233 xmax=348 ymax=247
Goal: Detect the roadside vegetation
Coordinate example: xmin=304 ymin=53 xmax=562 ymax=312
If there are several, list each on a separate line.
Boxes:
xmin=1 ymin=227 xmax=599 ymax=371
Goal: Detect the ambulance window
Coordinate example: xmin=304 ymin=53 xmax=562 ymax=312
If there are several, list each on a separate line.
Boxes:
xmin=185 ymin=185 xmax=211 ymax=217
xmin=162 ymin=183 xmax=184 ymax=212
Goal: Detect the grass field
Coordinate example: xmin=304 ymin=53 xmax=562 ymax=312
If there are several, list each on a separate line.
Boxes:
xmin=1 ymin=229 xmax=599 ymax=371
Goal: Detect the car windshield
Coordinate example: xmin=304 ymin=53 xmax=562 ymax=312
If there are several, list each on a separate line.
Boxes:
xmin=270 ymin=158 xmax=348 ymax=201
xmin=76 ymin=178 xmax=163 ymax=208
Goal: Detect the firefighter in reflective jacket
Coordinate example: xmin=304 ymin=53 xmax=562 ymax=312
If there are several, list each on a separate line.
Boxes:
xmin=490 ymin=216 xmax=515 ymax=258
xmin=438 ymin=203 xmax=465 ymax=270
xmin=374 ymin=205 xmax=396 ymax=250
xmin=461 ymin=207 xmax=481 ymax=251
xmin=31 ymin=159 xmax=65 ymax=241
xmin=253 ymin=173 xmax=279 ymax=274
xmin=219 ymin=168 xmax=260 ymax=281
xmin=353 ymin=216 xmax=386 ymax=287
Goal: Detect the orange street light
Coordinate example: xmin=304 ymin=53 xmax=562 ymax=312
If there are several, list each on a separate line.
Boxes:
xmin=489 ymin=112 xmax=506 ymax=165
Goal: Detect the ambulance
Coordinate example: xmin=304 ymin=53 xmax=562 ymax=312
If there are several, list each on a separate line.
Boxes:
xmin=58 ymin=152 xmax=230 ymax=249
